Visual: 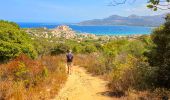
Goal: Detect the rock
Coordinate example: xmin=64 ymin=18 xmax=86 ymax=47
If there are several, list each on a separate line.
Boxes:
xmin=51 ymin=25 xmax=76 ymax=39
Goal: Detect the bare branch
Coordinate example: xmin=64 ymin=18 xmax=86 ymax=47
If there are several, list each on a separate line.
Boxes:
xmin=108 ymin=0 xmax=127 ymax=6
xmin=108 ymin=0 xmax=170 ymax=10
xmin=113 ymin=0 xmax=127 ymax=5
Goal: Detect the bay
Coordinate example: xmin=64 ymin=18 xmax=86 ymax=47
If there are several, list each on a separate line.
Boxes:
xmin=18 ymin=23 xmax=153 ymax=35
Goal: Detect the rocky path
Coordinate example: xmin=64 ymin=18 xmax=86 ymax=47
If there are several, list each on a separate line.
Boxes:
xmin=54 ymin=66 xmax=114 ymax=100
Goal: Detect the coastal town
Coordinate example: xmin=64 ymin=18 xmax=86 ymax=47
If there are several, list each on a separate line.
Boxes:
xmin=25 ymin=25 xmax=145 ymax=41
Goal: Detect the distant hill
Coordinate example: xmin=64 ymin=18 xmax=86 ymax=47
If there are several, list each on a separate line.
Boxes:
xmin=77 ymin=14 xmax=167 ymax=27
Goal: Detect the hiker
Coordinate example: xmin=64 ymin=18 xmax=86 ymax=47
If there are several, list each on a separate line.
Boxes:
xmin=66 ymin=50 xmax=74 ymax=74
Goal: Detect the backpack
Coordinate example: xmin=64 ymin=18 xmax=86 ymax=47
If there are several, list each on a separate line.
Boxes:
xmin=67 ymin=53 xmax=73 ymax=61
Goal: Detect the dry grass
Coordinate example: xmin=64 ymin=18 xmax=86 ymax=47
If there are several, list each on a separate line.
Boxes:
xmin=74 ymin=54 xmax=96 ymax=68
xmin=121 ymin=89 xmax=170 ymax=100
xmin=0 ymin=54 xmax=67 ymax=100
xmin=74 ymin=53 xmax=109 ymax=75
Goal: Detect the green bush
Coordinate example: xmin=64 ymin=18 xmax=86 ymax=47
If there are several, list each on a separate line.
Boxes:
xmin=0 ymin=20 xmax=37 ymax=62
xmin=83 ymin=45 xmax=97 ymax=53
xmin=72 ymin=45 xmax=83 ymax=53
xmin=124 ymin=40 xmax=146 ymax=57
xmin=147 ymin=14 xmax=170 ymax=88
xmin=108 ymin=55 xmax=156 ymax=92
xmin=103 ymin=39 xmax=128 ymax=57
xmin=51 ymin=43 xmax=70 ymax=55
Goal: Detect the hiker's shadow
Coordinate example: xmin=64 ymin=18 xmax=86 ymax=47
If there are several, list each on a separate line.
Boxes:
xmin=97 ymin=91 xmax=125 ymax=98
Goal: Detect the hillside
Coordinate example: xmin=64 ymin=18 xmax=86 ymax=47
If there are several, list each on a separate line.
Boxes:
xmin=1 ymin=16 xmax=170 ymax=99
xmin=77 ymin=14 xmax=166 ymax=27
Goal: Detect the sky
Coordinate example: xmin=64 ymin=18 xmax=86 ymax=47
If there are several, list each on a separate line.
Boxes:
xmin=0 ymin=0 xmax=169 ymax=23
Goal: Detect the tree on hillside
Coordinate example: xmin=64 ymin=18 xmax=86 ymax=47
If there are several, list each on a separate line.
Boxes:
xmin=109 ymin=0 xmax=170 ymax=11
xmin=0 ymin=20 xmax=37 ymax=62
xmin=147 ymin=14 xmax=170 ymax=88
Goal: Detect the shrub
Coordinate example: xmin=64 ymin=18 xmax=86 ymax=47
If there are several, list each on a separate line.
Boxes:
xmin=124 ymin=40 xmax=146 ymax=57
xmin=147 ymin=14 xmax=170 ymax=88
xmin=108 ymin=54 xmax=156 ymax=92
xmin=0 ymin=20 xmax=37 ymax=62
xmin=51 ymin=43 xmax=70 ymax=55
xmin=74 ymin=53 xmax=113 ymax=75
xmin=83 ymin=45 xmax=97 ymax=53
xmin=0 ymin=54 xmax=67 ymax=99
xmin=103 ymin=39 xmax=128 ymax=56
xmin=72 ymin=45 xmax=83 ymax=53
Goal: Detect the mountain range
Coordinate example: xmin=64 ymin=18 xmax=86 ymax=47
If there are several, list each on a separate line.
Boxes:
xmin=77 ymin=14 xmax=167 ymax=27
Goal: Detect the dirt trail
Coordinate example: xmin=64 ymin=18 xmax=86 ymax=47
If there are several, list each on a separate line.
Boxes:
xmin=54 ymin=66 xmax=114 ymax=100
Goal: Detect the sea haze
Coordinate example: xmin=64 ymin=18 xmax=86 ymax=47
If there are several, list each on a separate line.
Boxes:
xmin=18 ymin=22 xmax=152 ymax=36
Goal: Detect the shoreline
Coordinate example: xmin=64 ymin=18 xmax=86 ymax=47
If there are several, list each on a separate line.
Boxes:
xmin=76 ymin=32 xmax=150 ymax=37
xmin=24 ymin=27 xmax=151 ymax=37
xmin=25 ymin=25 xmax=151 ymax=40
xmin=17 ymin=22 xmax=158 ymax=28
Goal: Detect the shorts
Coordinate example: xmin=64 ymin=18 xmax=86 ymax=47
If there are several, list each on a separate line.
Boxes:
xmin=67 ymin=62 xmax=72 ymax=67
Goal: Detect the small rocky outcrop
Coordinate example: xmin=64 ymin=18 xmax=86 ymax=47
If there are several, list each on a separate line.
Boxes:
xmin=51 ymin=25 xmax=76 ymax=39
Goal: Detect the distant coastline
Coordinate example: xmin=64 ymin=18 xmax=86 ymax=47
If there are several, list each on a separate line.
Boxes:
xmin=77 ymin=14 xmax=165 ymax=27
xmin=72 ymin=24 xmax=156 ymax=28
xmin=18 ymin=23 xmax=152 ymax=36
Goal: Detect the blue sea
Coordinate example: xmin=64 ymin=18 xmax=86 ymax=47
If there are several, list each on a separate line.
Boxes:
xmin=18 ymin=23 xmax=153 ymax=36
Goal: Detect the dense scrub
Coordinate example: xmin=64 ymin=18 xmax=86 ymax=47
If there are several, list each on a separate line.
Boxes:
xmin=0 ymin=54 xmax=67 ymax=99
xmin=0 ymin=21 xmax=78 ymax=99
xmin=51 ymin=39 xmax=99 ymax=55
xmin=0 ymin=21 xmax=68 ymax=99
xmin=0 ymin=21 xmax=37 ymax=62
xmin=147 ymin=14 xmax=170 ymax=88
